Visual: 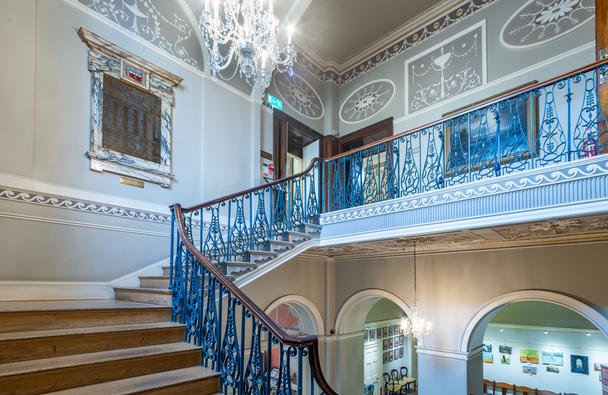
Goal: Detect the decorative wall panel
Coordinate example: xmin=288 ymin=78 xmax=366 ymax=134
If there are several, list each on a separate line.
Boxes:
xmin=340 ymin=79 xmax=395 ymax=124
xmin=501 ymin=0 xmax=595 ymax=49
xmin=406 ymin=21 xmax=486 ymax=114
xmin=77 ymin=0 xmax=204 ymax=70
xmin=79 ymin=28 xmax=182 ymax=187
xmin=273 ymin=72 xmax=324 ymax=120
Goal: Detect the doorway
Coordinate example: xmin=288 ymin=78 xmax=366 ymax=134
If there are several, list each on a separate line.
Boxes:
xmin=273 ymin=110 xmax=323 ymax=179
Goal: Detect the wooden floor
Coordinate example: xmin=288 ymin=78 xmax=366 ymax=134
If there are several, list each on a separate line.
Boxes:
xmin=0 ymin=299 xmax=220 ymax=394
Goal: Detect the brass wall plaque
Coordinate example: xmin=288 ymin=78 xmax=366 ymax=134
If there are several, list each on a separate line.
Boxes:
xmin=120 ymin=177 xmax=144 ymax=188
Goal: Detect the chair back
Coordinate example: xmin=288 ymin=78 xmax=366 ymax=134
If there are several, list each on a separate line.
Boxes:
xmin=494 ymin=381 xmax=514 ymax=395
xmin=390 ymin=369 xmax=400 ymax=382
xmin=483 ymin=379 xmax=494 ymax=394
xmin=400 ymin=366 xmax=408 ymax=378
xmin=383 ymin=372 xmax=392 ymax=385
xmin=516 ymin=385 xmax=538 ymax=395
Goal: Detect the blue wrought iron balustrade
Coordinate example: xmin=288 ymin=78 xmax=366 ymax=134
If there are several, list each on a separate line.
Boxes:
xmin=325 ymin=59 xmax=608 ymax=212
xmin=170 ymin=160 xmax=334 ymax=394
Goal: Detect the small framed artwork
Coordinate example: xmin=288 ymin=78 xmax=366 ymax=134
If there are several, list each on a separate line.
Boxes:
xmin=383 ymin=327 xmax=388 ymax=338
xmin=594 ymin=363 xmax=607 ymax=371
xmin=499 ymin=345 xmax=512 ymax=354
xmin=383 ymin=339 xmax=388 ymax=350
xmin=383 ymin=352 xmax=388 ymax=364
xmin=483 ymin=352 xmax=493 ymax=364
xmin=500 ymin=354 xmax=511 ymax=365
xmin=523 ymin=365 xmax=537 ymax=375
xmin=571 ymin=355 xmax=589 ymax=375
xmin=389 ymin=351 xmax=394 ymax=362
xmin=547 ymin=366 xmax=559 ymax=373
xmin=399 ymin=335 xmax=405 ymax=345
xmin=389 ymin=338 xmax=393 ymax=348
xmin=482 ymin=344 xmax=492 ymax=353
xmin=370 ymin=330 xmax=376 ymax=341
xmin=389 ymin=326 xmax=394 ymax=336
xmin=364 ymin=330 xmax=368 ymax=341
xmin=121 ymin=59 xmax=150 ymax=90
xmin=399 ymin=347 xmax=404 ymax=358
xmin=377 ymin=328 xmax=382 ymax=339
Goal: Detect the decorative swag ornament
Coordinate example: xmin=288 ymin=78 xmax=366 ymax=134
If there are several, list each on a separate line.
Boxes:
xmin=200 ymin=0 xmax=296 ymax=92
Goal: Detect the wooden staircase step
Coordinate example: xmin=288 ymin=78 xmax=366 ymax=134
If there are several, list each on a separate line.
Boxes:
xmin=0 ymin=342 xmax=202 ymax=394
xmin=138 ymin=276 xmax=170 ymax=289
xmin=46 ymin=366 xmax=220 ymax=395
xmin=0 ymin=322 xmax=185 ymax=364
xmin=114 ymin=287 xmax=171 ymax=305
xmin=0 ymin=300 xmax=170 ymax=334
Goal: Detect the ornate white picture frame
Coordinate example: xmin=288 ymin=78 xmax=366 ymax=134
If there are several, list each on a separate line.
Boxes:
xmin=78 ymin=28 xmax=182 ymax=188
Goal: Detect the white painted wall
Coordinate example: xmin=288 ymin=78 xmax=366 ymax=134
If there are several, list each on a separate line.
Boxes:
xmin=483 ymin=325 xmax=608 ymax=394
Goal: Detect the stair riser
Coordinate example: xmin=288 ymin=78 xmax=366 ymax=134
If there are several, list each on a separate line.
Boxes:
xmin=0 ymin=309 xmax=170 ymax=334
xmin=0 ymin=326 xmax=185 ymax=364
xmin=139 ymin=278 xmax=170 ymax=289
xmin=138 ymin=376 xmax=220 ymax=395
xmin=288 ymin=234 xmax=310 ymax=243
xmin=269 ymin=244 xmax=292 ymax=253
xmin=114 ymin=290 xmax=171 ymax=305
xmin=162 ymin=267 xmax=170 ymax=276
xmin=0 ymin=349 xmax=202 ymax=394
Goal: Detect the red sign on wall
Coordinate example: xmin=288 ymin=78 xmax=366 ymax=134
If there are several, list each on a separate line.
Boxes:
xmin=602 ymin=364 xmax=608 ymax=394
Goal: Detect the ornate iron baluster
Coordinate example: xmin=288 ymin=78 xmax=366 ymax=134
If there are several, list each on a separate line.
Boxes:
xmin=537 ymin=86 xmax=567 ymax=166
xmin=201 ymin=273 xmax=219 ymax=369
xmin=399 ymin=134 xmax=420 ymax=196
xmin=203 ymin=205 xmax=226 ymax=269
xmin=171 ymin=233 xmax=185 ymax=322
xmin=499 ymin=94 xmax=530 ymax=175
xmin=229 ymin=198 xmax=249 ymax=262
xmin=221 ymin=297 xmax=242 ymax=393
xmin=252 ymin=190 xmax=270 ymax=251
xmin=572 ymin=71 xmax=608 ymax=159
xmin=185 ymin=250 xmax=202 ymax=344
xmin=363 ymin=149 xmax=378 ymax=204
xmin=329 ymin=160 xmax=344 ymax=211
xmin=445 ymin=115 xmax=469 ymax=186
xmin=243 ymin=320 xmax=265 ymax=395
xmin=421 ymin=126 xmax=444 ymax=191
xmin=272 ymin=184 xmax=287 ymax=239
xmin=290 ymin=177 xmax=305 ymax=231
xmin=306 ymin=166 xmax=320 ymax=224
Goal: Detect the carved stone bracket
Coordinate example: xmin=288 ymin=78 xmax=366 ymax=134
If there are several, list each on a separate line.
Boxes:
xmin=78 ymin=27 xmax=183 ymax=188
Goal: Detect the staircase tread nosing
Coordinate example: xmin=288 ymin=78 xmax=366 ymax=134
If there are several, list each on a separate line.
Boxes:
xmin=0 ymin=321 xmax=185 ymax=342
xmin=45 ymin=365 xmax=220 ymax=394
xmin=138 ymin=275 xmax=170 ymax=280
xmin=0 ymin=342 xmax=201 ymax=377
xmin=114 ymin=287 xmax=171 ymax=294
xmin=0 ymin=299 xmax=168 ymax=312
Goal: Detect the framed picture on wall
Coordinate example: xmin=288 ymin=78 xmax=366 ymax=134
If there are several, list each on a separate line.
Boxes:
xmin=389 ymin=338 xmax=393 ymax=348
xmin=377 ymin=328 xmax=382 ymax=339
xmin=383 ymin=339 xmax=388 ymax=350
xmin=399 ymin=335 xmax=404 ymax=345
xmin=523 ymin=365 xmax=537 ymax=375
xmin=389 ymin=352 xmax=394 ymax=362
xmin=399 ymin=347 xmax=404 ymax=358
xmin=370 ymin=330 xmax=375 ymax=341
xmin=500 ymin=354 xmax=511 ymax=365
xmin=571 ymin=355 xmax=589 ymax=375
xmin=541 ymin=351 xmax=564 ymax=366
xmin=364 ymin=330 xmax=368 ymax=341
xmin=384 ymin=327 xmax=389 ymax=338
xmin=499 ymin=345 xmax=512 ymax=354
xmin=383 ymin=352 xmax=388 ymax=364
xmin=389 ymin=326 xmax=394 ymax=336
xmin=519 ymin=349 xmax=539 ymax=364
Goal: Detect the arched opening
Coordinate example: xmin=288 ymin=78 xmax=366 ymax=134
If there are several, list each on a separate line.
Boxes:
xmin=264 ymin=295 xmax=324 ymax=393
xmin=462 ymin=291 xmax=608 ymax=395
xmin=335 ymin=289 xmax=417 ymax=395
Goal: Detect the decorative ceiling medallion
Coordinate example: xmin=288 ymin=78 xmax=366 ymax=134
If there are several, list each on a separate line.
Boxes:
xmin=297 ymin=0 xmax=496 ymax=86
xmin=340 ymin=79 xmax=395 ymax=124
xmin=273 ymin=73 xmax=324 ymax=120
xmin=500 ymin=0 xmax=595 ymax=49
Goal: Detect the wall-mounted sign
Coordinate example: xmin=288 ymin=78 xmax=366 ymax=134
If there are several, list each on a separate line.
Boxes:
xmin=267 ymin=94 xmax=283 ymax=110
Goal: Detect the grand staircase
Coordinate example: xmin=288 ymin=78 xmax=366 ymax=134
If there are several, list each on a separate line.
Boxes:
xmin=0 ymin=300 xmax=220 ymax=394
xmin=113 ymin=223 xmax=321 ymax=305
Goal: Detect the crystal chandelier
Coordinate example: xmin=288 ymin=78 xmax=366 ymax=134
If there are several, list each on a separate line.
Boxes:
xmin=201 ymin=0 xmax=297 ymax=92
xmin=401 ymin=241 xmax=432 ymax=342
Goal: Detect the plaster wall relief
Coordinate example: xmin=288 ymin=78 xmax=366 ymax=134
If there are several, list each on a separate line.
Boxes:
xmin=273 ymin=72 xmax=325 ymax=120
xmin=501 ymin=0 xmax=595 ymax=49
xmin=339 ymin=79 xmax=396 ymax=124
xmin=406 ymin=21 xmax=486 ymax=115
xmin=76 ymin=0 xmax=204 ymax=70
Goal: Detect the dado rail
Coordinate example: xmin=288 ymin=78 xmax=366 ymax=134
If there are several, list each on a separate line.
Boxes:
xmin=170 ymin=59 xmax=608 ymax=394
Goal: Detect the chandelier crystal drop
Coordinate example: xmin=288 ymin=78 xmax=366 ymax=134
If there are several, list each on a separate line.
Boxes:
xmin=201 ymin=0 xmax=297 ymax=92
xmin=400 ymin=240 xmax=433 ymax=342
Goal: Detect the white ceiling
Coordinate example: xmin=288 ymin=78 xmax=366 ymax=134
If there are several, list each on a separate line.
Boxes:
xmin=293 ymin=0 xmax=444 ymax=64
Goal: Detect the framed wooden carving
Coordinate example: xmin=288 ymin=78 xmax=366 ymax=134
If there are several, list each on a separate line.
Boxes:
xmin=79 ymin=28 xmax=182 ymax=188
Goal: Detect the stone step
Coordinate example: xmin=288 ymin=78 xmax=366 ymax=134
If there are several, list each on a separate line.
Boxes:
xmin=0 ymin=322 xmax=185 ymax=364
xmin=114 ymin=287 xmax=171 ymax=306
xmin=269 ymin=239 xmax=295 ymax=252
xmin=46 ymin=365 xmax=220 ymax=395
xmin=0 ymin=300 xmax=171 ymax=334
xmin=162 ymin=266 xmax=170 ymax=276
xmin=287 ymin=230 xmax=312 ymax=243
xmin=304 ymin=222 xmax=322 ymax=233
xmin=248 ymin=249 xmax=278 ymax=263
xmin=139 ymin=275 xmax=170 ymax=289
xmin=0 ymin=342 xmax=202 ymax=394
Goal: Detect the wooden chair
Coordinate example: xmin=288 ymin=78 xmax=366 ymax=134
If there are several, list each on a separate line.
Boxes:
xmin=516 ymin=385 xmax=538 ymax=395
xmin=494 ymin=381 xmax=515 ymax=395
xmin=400 ymin=366 xmax=409 ymax=378
xmin=390 ymin=369 xmax=400 ymax=382
xmin=483 ymin=379 xmax=494 ymax=394
xmin=383 ymin=372 xmax=395 ymax=395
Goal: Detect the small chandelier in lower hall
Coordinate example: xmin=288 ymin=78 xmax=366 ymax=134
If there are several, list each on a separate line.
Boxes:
xmin=401 ymin=241 xmax=432 ymax=342
xmin=201 ymin=0 xmax=296 ymax=92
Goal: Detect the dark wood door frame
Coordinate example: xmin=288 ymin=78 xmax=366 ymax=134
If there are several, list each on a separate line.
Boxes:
xmin=272 ymin=109 xmax=323 ymax=179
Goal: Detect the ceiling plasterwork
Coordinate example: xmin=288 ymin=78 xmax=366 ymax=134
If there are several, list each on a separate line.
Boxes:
xmin=296 ymin=0 xmax=496 ymax=86
xmin=273 ymin=72 xmax=325 ymax=119
xmin=339 ymin=79 xmax=396 ymax=124
xmin=500 ymin=0 xmax=595 ymax=49
xmin=305 ymin=215 xmax=608 ymax=259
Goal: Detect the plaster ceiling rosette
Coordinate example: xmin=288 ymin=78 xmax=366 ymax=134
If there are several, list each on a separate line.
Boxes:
xmin=273 ymin=73 xmax=325 ymax=120
xmin=500 ymin=0 xmax=595 ymax=49
xmin=340 ymin=79 xmax=396 ymax=124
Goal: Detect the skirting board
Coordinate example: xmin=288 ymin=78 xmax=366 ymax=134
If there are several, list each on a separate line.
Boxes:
xmin=0 ymin=281 xmax=114 ymax=301
xmin=0 ymin=257 xmax=170 ymax=301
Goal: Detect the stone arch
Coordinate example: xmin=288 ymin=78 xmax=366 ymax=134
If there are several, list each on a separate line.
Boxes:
xmin=264 ymin=294 xmax=325 ymax=336
xmin=459 ymin=289 xmax=608 ymax=353
xmin=335 ymin=289 xmax=418 ymax=346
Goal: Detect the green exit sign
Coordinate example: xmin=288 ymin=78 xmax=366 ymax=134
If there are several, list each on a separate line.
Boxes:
xmin=267 ymin=94 xmax=282 ymax=110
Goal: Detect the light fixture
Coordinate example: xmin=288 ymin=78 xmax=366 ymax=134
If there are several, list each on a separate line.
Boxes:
xmin=500 ymin=328 xmax=504 ymax=333
xmin=544 ymin=331 xmax=549 ymax=335
xmin=200 ymin=0 xmax=297 ymax=93
xmin=401 ymin=240 xmax=432 ymax=342
xmin=586 ymin=332 xmax=591 ymax=337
